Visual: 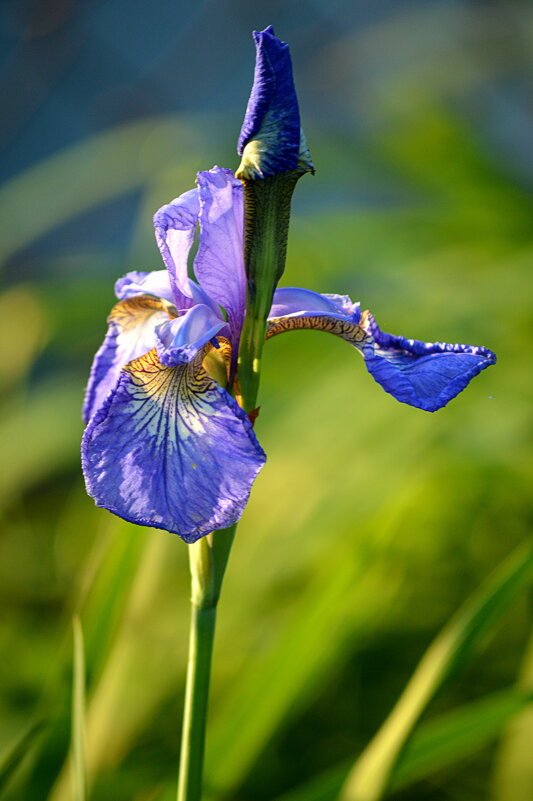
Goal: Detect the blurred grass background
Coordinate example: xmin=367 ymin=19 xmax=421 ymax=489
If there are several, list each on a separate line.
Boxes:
xmin=0 ymin=1 xmax=532 ymax=800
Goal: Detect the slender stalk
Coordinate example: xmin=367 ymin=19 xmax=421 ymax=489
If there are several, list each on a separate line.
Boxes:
xmin=177 ymin=603 xmax=217 ymax=801
xmin=177 ymin=527 xmax=236 ymax=801
xmin=71 ymin=616 xmax=87 ymax=801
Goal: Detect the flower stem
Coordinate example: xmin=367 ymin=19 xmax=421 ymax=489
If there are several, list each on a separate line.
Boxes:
xmin=177 ymin=526 xmax=236 ymax=801
xmin=176 ymin=603 xmax=216 ymax=801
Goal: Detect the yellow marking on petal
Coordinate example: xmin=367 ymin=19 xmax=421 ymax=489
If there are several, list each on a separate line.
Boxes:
xmin=120 ymin=340 xmax=236 ymax=457
xmin=202 ymin=337 xmax=233 ymax=387
xmin=266 ymin=313 xmax=369 ymax=345
xmin=121 ymin=348 xmax=225 ymax=448
xmin=124 ymin=348 xmax=211 ymax=403
xmin=109 ymin=295 xmax=177 ymax=330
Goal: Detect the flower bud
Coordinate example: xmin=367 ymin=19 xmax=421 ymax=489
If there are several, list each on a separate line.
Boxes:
xmin=236 ymin=26 xmax=313 ymax=181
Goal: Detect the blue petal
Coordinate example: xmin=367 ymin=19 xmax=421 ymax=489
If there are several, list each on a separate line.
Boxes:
xmin=155 ymin=304 xmax=227 ymax=366
xmin=114 ymin=270 xmax=176 ymax=304
xmin=270 ymin=287 xmax=360 ymax=320
xmin=83 ymin=296 xmax=173 ymax=423
xmin=267 ymin=291 xmax=496 ymax=412
xmin=153 ymin=188 xmax=199 ymax=308
xmin=359 ymin=312 xmax=496 ymax=412
xmin=188 ymin=280 xmax=223 ymax=318
xmin=82 ymin=348 xmax=266 ymax=543
xmin=237 ymin=26 xmax=313 ymax=179
xmin=195 ymin=167 xmax=246 ymax=346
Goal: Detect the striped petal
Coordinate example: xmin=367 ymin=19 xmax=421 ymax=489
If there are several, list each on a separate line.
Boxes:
xmin=82 ymin=348 xmax=266 ymax=542
xmin=267 ymin=289 xmax=496 ymax=412
xmin=83 ymin=296 xmax=174 ymax=423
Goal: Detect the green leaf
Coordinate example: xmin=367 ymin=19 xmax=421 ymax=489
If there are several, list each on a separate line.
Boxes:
xmin=0 ymin=720 xmax=44 ymax=797
xmin=491 ymin=629 xmax=533 ymax=801
xmin=392 ymin=688 xmax=533 ymax=790
xmin=71 ymin=616 xmax=87 ymax=801
xmin=273 ymin=688 xmax=533 ymax=801
xmin=274 ymin=760 xmax=350 ymax=801
xmin=338 ymin=540 xmax=533 ymax=801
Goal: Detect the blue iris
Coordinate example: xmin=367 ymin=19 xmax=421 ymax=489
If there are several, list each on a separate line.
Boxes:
xmin=81 ymin=30 xmax=496 ymax=544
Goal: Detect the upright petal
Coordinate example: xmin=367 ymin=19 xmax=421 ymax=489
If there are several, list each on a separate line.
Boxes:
xmin=267 ymin=289 xmax=496 ymax=412
xmin=153 ymin=188 xmax=199 ymax=308
xmin=83 ymin=296 xmax=174 ymax=423
xmin=195 ymin=167 xmax=246 ymax=345
xmin=237 ymin=26 xmax=313 ymax=179
xmin=155 ymin=304 xmax=227 ymax=366
xmin=114 ymin=270 xmax=176 ymax=304
xmin=82 ymin=348 xmax=266 ymax=543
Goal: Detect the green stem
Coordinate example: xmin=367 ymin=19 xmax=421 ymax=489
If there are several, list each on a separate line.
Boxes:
xmin=177 ymin=526 xmax=236 ymax=801
xmin=238 ymin=312 xmax=266 ymax=412
xmin=176 ymin=603 xmax=216 ymax=801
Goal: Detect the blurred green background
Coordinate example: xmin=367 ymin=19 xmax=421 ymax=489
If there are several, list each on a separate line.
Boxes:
xmin=0 ymin=2 xmax=532 ymax=800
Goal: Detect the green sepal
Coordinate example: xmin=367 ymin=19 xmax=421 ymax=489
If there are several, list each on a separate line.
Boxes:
xmin=237 ymin=169 xmax=308 ymax=411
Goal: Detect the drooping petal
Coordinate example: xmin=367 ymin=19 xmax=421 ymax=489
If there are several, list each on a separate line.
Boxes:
xmin=114 ymin=270 xmax=176 ymax=304
xmin=83 ymin=296 xmax=175 ymax=424
xmin=82 ymin=348 xmax=266 ymax=543
xmin=195 ymin=167 xmax=246 ymax=345
xmin=153 ymin=188 xmax=199 ymax=307
xmin=267 ymin=290 xmax=496 ymax=412
xmin=155 ymin=304 xmax=227 ymax=366
xmin=358 ymin=311 xmax=496 ymax=412
xmin=237 ymin=26 xmax=313 ymax=179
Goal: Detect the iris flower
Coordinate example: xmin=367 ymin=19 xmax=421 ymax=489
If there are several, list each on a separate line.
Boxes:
xmin=81 ymin=28 xmax=496 ymax=544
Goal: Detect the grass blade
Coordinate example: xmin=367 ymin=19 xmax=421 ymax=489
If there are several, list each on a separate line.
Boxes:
xmin=491 ymin=629 xmax=533 ymax=801
xmin=71 ymin=616 xmax=87 ymax=801
xmin=275 ymin=760 xmax=350 ymax=801
xmin=0 ymin=720 xmax=44 ymax=797
xmin=391 ymin=688 xmax=533 ymax=790
xmin=338 ymin=540 xmax=533 ymax=801
xmin=274 ymin=687 xmax=533 ymax=801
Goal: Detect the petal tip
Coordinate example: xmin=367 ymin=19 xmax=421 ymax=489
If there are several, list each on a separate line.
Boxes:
xmin=360 ymin=314 xmax=497 ymax=412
